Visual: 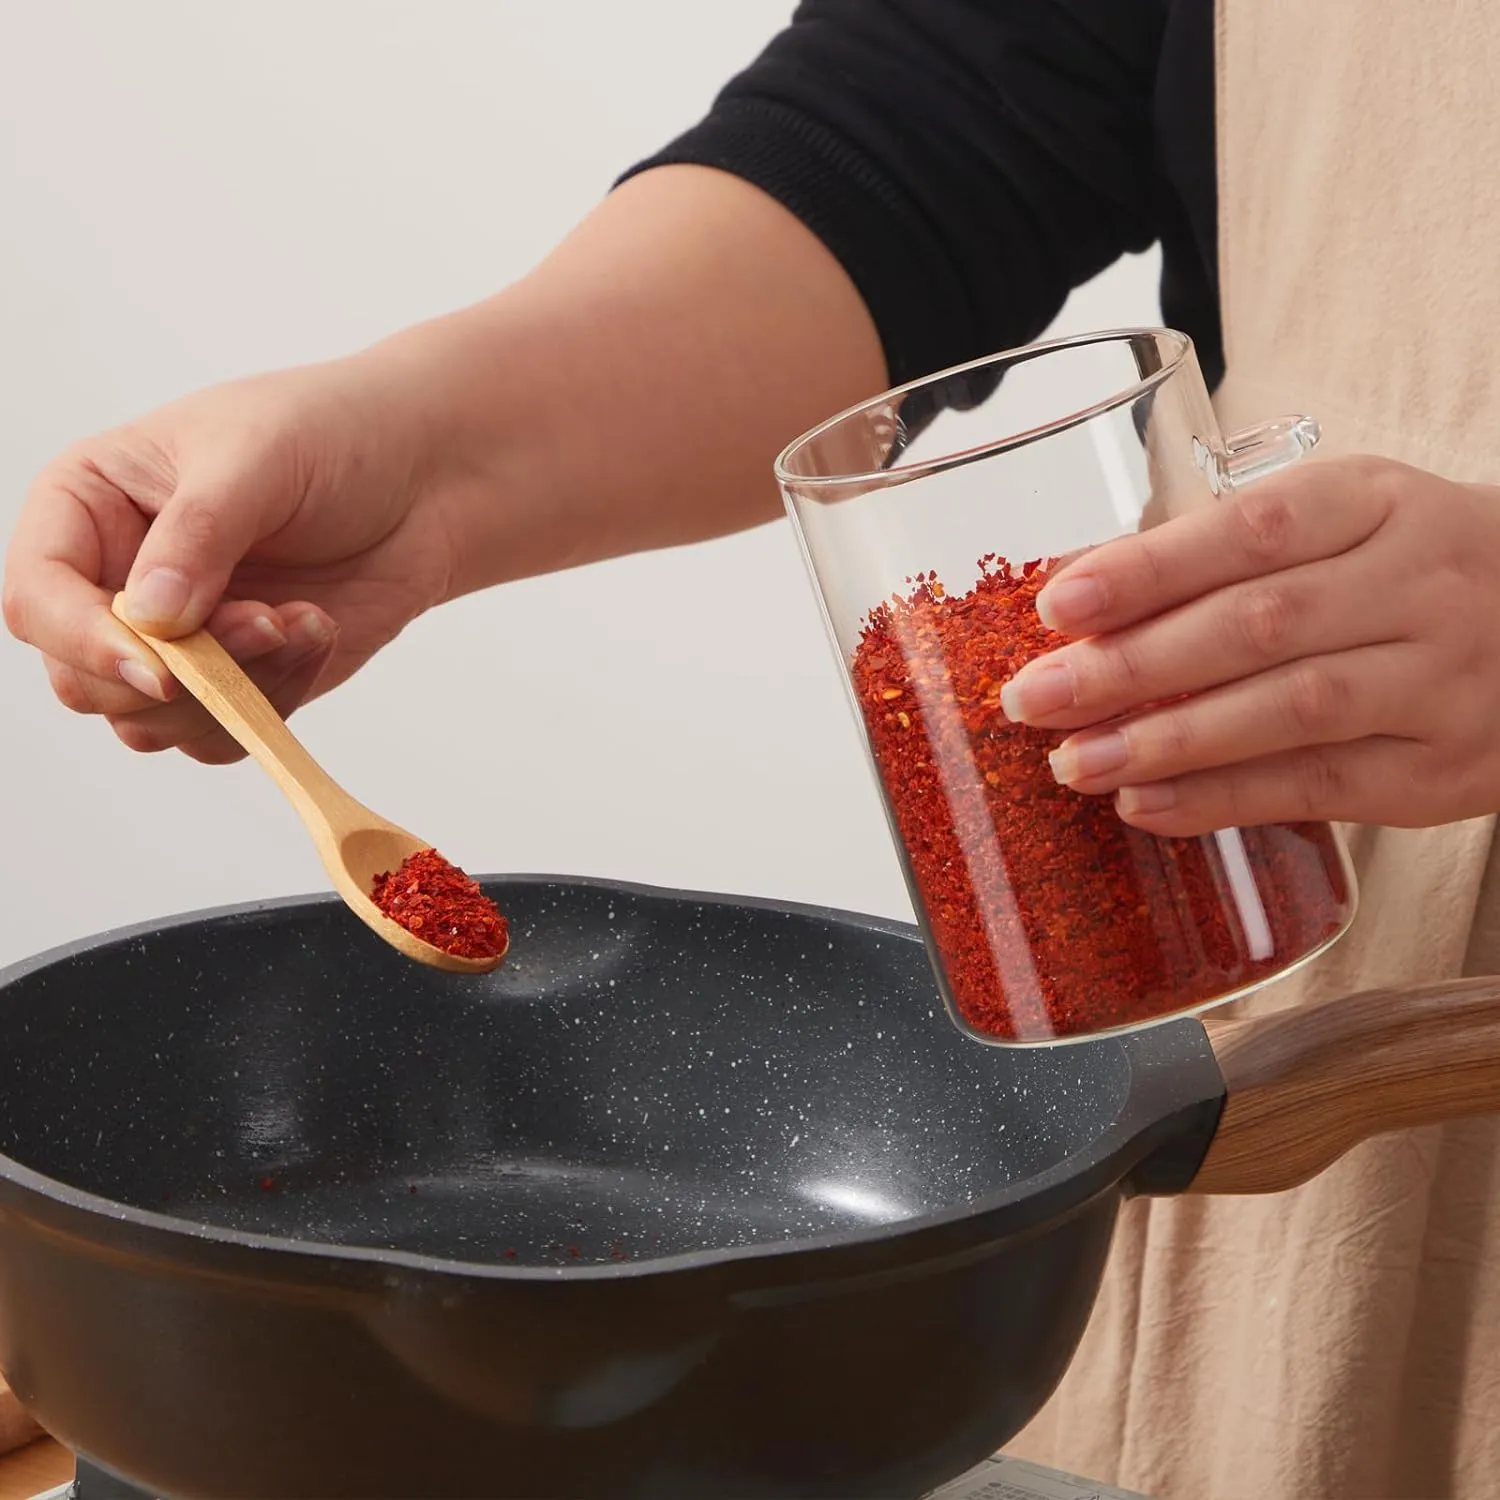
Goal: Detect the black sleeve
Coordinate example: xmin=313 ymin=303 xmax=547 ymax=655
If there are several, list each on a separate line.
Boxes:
xmin=619 ymin=0 xmax=1167 ymax=385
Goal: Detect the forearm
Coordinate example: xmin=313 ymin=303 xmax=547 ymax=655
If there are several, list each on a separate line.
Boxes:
xmin=368 ymin=165 xmax=886 ymax=599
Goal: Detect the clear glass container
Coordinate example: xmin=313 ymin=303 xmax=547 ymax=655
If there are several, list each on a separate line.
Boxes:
xmin=777 ymin=329 xmax=1356 ymax=1046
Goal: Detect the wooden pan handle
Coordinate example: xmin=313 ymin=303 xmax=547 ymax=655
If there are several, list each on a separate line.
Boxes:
xmin=0 ymin=1371 xmax=41 ymax=1456
xmin=1187 ymin=976 xmax=1500 ymax=1195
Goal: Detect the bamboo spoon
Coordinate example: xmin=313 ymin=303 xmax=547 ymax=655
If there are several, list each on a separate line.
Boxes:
xmin=111 ymin=596 xmax=506 ymax=975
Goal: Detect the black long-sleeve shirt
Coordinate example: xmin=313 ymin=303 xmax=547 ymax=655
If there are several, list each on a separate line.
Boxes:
xmin=622 ymin=1 xmax=1220 ymax=386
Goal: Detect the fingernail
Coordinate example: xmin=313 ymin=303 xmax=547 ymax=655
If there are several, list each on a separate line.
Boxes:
xmin=1000 ymin=661 xmax=1075 ymax=722
xmin=1037 ymin=575 xmax=1106 ymax=631
xmin=288 ymin=611 xmax=334 ymax=654
xmin=1049 ymin=730 xmax=1128 ymax=786
xmin=117 ymin=658 xmax=170 ymax=702
xmin=1117 ymin=783 xmax=1178 ymax=817
xmin=123 ymin=567 xmax=191 ymax=628
xmin=218 ymin=615 xmax=287 ymax=659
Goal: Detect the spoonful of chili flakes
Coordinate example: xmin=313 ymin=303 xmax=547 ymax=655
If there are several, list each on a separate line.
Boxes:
xmin=111 ymin=597 xmax=508 ymax=974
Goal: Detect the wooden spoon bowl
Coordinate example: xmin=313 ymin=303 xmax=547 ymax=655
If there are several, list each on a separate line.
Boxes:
xmin=111 ymin=597 xmax=506 ymax=975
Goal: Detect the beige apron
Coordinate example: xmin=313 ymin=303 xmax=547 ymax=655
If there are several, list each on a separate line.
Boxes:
xmin=1009 ymin=3 xmax=1500 ymax=1496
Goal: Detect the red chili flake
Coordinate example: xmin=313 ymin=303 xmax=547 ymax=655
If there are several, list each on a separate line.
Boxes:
xmin=610 ymin=1242 xmax=626 ymax=1261
xmin=259 ymin=1176 xmax=275 ymax=1192
xmin=408 ymin=1184 xmax=418 ymax=1195
xmin=370 ymin=849 xmax=509 ymax=960
xmin=503 ymin=1248 xmax=517 ymax=1259
xmin=851 ymin=556 xmax=1349 ymax=1041
xmin=566 ymin=1245 xmax=582 ymax=1259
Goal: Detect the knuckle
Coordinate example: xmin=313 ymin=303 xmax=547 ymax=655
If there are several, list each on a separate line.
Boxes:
xmin=167 ymin=496 xmax=224 ymax=554
xmin=1297 ymin=749 xmax=1346 ymax=817
xmin=1 ymin=581 xmax=29 ymax=644
xmin=1279 ymin=662 xmax=1349 ymax=737
xmin=1361 ymin=459 xmax=1408 ymax=516
xmin=1230 ymin=489 xmax=1299 ymax=561
xmin=182 ymin=735 xmax=246 ymax=767
xmin=1130 ymin=536 xmax=1171 ymax=605
xmin=1220 ymin=775 xmax=1259 ymax=829
xmin=1099 ymin=635 xmax=1151 ymax=700
xmin=109 ymin=716 xmax=167 ymax=755
xmin=1349 ymin=454 xmax=1393 ymax=482
xmin=1232 ymin=583 xmax=1298 ymax=659
xmin=1151 ymin=711 xmax=1197 ymax=767
xmin=47 ymin=662 xmax=99 ymax=715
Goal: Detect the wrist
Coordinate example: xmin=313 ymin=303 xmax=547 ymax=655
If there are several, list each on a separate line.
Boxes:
xmin=356 ymin=298 xmax=598 ymax=604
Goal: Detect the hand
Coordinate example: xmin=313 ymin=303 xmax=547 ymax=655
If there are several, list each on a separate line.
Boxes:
xmin=4 ymin=353 xmax=464 ymax=763
xmin=5 ymin=167 xmax=888 ymax=768
xmin=997 ymin=455 xmax=1500 ymax=835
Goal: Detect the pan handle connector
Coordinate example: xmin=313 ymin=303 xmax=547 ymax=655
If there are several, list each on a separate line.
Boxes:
xmin=1185 ymin=976 xmax=1500 ymax=1195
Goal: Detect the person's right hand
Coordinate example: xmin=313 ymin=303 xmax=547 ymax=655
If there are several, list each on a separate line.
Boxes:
xmin=6 ymin=166 xmax=890 ymax=768
xmin=4 ymin=354 xmax=464 ymax=764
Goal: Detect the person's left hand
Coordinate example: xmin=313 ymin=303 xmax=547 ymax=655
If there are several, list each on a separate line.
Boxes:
xmin=997 ymin=454 xmax=1500 ymax=836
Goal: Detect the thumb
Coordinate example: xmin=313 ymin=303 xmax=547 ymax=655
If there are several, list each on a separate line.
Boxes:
xmin=118 ymin=470 xmax=274 ymax=637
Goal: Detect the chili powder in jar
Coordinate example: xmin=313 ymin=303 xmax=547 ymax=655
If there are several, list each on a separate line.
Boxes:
xmin=371 ymin=849 xmax=509 ymax=961
xmin=851 ymin=557 xmax=1350 ymax=1043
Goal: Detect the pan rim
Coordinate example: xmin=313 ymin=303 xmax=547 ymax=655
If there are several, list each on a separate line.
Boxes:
xmin=0 ymin=873 xmax=1161 ymax=1286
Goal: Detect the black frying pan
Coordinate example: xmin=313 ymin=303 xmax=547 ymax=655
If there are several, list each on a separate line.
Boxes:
xmin=1 ymin=876 xmax=1497 ymax=1500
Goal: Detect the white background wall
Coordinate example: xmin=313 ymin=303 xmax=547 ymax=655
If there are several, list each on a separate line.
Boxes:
xmin=0 ymin=1 xmax=1161 ymax=968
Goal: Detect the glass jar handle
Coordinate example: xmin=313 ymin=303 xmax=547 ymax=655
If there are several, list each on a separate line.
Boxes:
xmin=1191 ymin=411 xmax=1327 ymax=958
xmin=1195 ymin=415 xmax=1320 ymax=495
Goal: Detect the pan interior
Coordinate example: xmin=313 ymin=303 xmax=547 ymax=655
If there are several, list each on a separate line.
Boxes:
xmin=0 ymin=880 xmax=1134 ymax=1267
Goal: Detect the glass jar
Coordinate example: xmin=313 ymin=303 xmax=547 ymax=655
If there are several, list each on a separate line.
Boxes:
xmin=777 ymin=329 xmax=1356 ymax=1046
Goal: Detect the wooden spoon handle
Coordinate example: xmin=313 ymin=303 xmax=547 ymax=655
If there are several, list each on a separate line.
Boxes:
xmin=1186 ymin=976 xmax=1500 ymax=1195
xmin=110 ymin=597 xmax=347 ymax=815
